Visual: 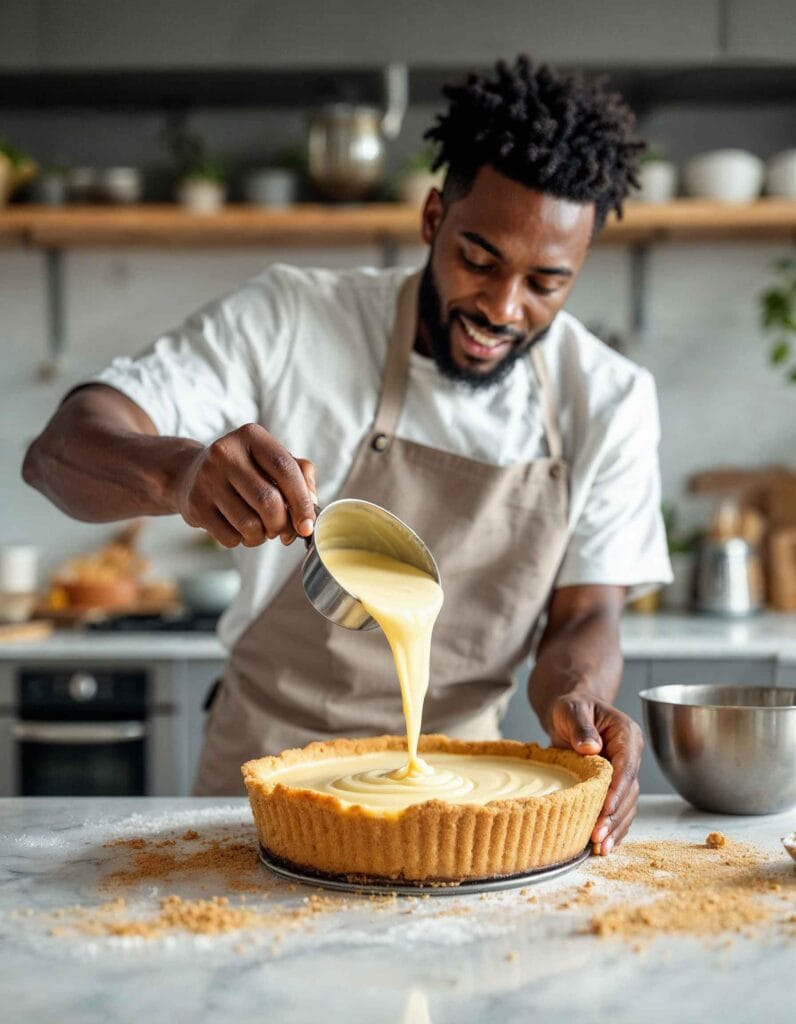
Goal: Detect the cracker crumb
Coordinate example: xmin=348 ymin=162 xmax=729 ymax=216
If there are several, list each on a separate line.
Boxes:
xmin=585 ymin=837 xmax=793 ymax=944
xmin=706 ymin=831 xmax=727 ymax=849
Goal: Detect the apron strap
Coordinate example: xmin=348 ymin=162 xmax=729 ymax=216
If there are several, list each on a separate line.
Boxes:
xmin=530 ymin=344 xmax=564 ymax=460
xmin=371 ymin=271 xmax=421 ymax=440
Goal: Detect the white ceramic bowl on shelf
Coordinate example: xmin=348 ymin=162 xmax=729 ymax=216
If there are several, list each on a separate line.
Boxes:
xmin=683 ymin=149 xmax=764 ymax=203
xmin=177 ymin=569 xmax=240 ymax=613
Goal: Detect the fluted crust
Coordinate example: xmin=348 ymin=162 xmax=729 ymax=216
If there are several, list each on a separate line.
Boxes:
xmin=243 ymin=734 xmax=612 ymax=883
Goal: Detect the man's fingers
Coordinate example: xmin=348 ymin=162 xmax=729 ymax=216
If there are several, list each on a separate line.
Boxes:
xmin=246 ymin=430 xmax=316 ymax=537
xmin=225 ymin=463 xmax=294 ymax=542
xmin=594 ymin=712 xmax=643 ymax=816
xmin=594 ymin=773 xmax=640 ymax=844
xmin=596 ymin=790 xmax=639 ymax=855
xmin=556 ymin=697 xmax=602 ymax=753
xmin=601 ymin=751 xmax=637 ymax=822
xmin=296 ymin=458 xmax=318 ymax=504
xmin=214 ymin=485 xmax=272 ymax=546
xmin=204 ymin=509 xmax=243 ymax=549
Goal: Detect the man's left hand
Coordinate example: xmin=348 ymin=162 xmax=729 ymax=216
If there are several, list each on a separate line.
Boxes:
xmin=545 ymin=690 xmax=643 ymax=855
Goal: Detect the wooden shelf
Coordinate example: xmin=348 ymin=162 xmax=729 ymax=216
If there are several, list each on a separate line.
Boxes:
xmin=1 ymin=199 xmax=795 ymax=249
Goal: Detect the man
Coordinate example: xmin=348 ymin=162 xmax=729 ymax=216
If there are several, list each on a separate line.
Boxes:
xmin=23 ymin=57 xmax=671 ymax=855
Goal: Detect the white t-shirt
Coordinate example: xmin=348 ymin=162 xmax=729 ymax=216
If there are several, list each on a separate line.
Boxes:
xmin=92 ymin=263 xmax=672 ymax=650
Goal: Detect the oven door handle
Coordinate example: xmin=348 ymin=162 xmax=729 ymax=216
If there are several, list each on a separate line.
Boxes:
xmin=10 ymin=721 xmax=147 ymax=744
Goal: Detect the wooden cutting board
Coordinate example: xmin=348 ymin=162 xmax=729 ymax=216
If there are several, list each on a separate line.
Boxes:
xmin=0 ymin=619 xmax=55 ymax=643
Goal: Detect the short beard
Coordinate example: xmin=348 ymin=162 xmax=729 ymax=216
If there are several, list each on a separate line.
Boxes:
xmin=417 ymin=259 xmax=551 ymax=390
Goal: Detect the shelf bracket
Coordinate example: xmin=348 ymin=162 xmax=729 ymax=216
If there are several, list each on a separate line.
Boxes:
xmin=629 ymin=242 xmax=649 ymax=343
xmin=379 ymin=234 xmax=399 ymax=269
xmin=38 ymin=247 xmax=66 ymax=381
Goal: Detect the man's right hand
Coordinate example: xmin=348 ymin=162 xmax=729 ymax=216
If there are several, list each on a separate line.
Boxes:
xmin=170 ymin=423 xmax=317 ymax=549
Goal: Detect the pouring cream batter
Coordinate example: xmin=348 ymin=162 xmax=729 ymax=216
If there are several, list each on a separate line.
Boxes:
xmin=306 ymin=546 xmax=577 ymax=807
xmin=321 ymin=547 xmax=442 ymax=779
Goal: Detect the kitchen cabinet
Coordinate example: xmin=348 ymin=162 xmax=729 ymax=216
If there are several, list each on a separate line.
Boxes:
xmin=13 ymin=0 xmax=723 ymax=71
xmin=0 ymin=655 xmax=225 ymax=797
xmin=725 ymin=0 xmax=796 ymax=62
xmin=648 ymin=658 xmax=777 ymax=687
xmin=776 ymin=662 xmax=796 ymax=687
xmin=172 ymin=659 xmax=225 ymax=792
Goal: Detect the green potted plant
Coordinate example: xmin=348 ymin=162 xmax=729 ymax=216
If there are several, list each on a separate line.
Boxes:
xmin=161 ymin=115 xmax=227 ymax=213
xmin=760 ymin=258 xmax=796 ymax=383
xmin=176 ymin=158 xmax=227 ymax=213
xmin=660 ymin=503 xmax=701 ymax=611
xmin=633 ymin=145 xmax=677 ymax=204
xmin=0 ymin=139 xmax=37 ymax=206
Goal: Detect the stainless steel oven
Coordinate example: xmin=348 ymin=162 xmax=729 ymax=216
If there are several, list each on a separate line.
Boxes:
xmin=0 ymin=666 xmax=177 ymax=796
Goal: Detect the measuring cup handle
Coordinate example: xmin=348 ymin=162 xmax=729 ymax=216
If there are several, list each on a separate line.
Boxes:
xmin=303 ymin=504 xmax=322 ymax=549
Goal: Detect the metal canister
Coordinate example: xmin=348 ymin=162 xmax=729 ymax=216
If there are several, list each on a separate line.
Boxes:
xmin=694 ymin=537 xmax=764 ymax=617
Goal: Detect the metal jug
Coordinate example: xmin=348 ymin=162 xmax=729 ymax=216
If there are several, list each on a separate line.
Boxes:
xmin=694 ymin=537 xmax=764 ymax=617
xmin=307 ymin=63 xmax=408 ymax=201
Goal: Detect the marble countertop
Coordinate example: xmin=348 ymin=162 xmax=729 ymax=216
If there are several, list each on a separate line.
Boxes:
xmin=0 ymin=612 xmax=794 ymax=663
xmin=1 ymin=795 xmax=793 ymax=1024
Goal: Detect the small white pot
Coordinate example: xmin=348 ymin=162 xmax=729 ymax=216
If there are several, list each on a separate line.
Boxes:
xmin=684 ymin=149 xmax=764 ymax=203
xmin=177 ymin=569 xmax=240 ymax=614
xmin=100 ymin=167 xmax=143 ymax=204
xmin=634 ymin=161 xmax=677 ymax=204
xmin=244 ymin=168 xmax=297 ymax=207
xmin=177 ymin=178 xmax=226 ymax=213
xmin=766 ymin=149 xmax=796 ymax=199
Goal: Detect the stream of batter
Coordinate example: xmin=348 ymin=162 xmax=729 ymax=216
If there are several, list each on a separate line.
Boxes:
xmin=275 ymin=545 xmax=576 ymax=808
xmin=321 ymin=547 xmax=442 ymax=780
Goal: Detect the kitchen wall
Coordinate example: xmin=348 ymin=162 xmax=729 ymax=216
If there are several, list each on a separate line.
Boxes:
xmin=1 ymin=52 xmax=794 ymax=579
xmin=2 ymin=232 xmax=793 ymax=580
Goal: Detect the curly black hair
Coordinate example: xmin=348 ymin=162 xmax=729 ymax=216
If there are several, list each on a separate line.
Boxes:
xmin=424 ymin=55 xmax=645 ymax=231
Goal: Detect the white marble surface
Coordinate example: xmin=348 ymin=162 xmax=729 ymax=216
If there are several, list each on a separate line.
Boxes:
xmin=1 ymin=796 xmax=794 ymax=1024
xmin=0 ymin=612 xmax=794 ymax=663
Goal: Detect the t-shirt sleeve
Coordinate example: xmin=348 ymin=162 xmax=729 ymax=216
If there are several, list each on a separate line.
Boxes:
xmin=555 ymin=368 xmax=673 ymax=599
xmin=87 ymin=267 xmax=296 ymax=444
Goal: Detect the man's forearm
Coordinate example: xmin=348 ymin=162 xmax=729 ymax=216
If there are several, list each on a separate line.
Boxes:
xmin=528 ymin=590 xmax=624 ymax=735
xmin=22 ymin=388 xmax=200 ymax=523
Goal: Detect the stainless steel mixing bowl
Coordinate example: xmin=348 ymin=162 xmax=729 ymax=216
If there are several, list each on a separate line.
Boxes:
xmin=302 ymin=499 xmax=441 ymax=631
xmin=639 ymin=684 xmax=796 ymax=814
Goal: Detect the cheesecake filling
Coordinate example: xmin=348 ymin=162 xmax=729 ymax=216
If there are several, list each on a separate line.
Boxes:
xmin=266 ymin=750 xmax=577 ymax=812
xmin=302 ymin=544 xmax=577 ymax=811
xmin=321 ymin=547 xmax=443 ymax=779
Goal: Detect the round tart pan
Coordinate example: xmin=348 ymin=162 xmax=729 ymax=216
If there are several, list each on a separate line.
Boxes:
xmin=259 ymin=843 xmax=591 ymax=896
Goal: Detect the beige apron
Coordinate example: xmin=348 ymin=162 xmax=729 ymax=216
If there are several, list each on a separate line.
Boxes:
xmin=194 ymin=271 xmax=570 ymax=796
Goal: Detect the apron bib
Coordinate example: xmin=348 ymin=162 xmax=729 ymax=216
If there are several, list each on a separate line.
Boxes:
xmin=194 ymin=271 xmax=570 ymax=795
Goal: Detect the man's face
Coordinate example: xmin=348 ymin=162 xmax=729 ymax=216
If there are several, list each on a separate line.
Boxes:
xmin=417 ymin=165 xmax=595 ymax=388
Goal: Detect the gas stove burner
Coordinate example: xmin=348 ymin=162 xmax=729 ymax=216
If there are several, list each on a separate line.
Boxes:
xmin=87 ymin=611 xmax=220 ymax=633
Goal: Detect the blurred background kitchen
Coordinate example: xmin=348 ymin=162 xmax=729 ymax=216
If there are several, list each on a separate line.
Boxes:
xmin=0 ymin=1 xmax=794 ymax=797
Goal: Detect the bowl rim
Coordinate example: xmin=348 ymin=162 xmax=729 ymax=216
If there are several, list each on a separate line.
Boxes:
xmin=639 ymin=684 xmax=796 ymax=710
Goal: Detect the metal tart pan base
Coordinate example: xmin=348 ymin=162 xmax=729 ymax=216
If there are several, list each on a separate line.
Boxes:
xmin=259 ymin=844 xmax=591 ymax=896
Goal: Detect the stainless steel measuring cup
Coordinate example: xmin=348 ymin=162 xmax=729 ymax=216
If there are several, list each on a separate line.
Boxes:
xmin=302 ymin=499 xmax=441 ymax=630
